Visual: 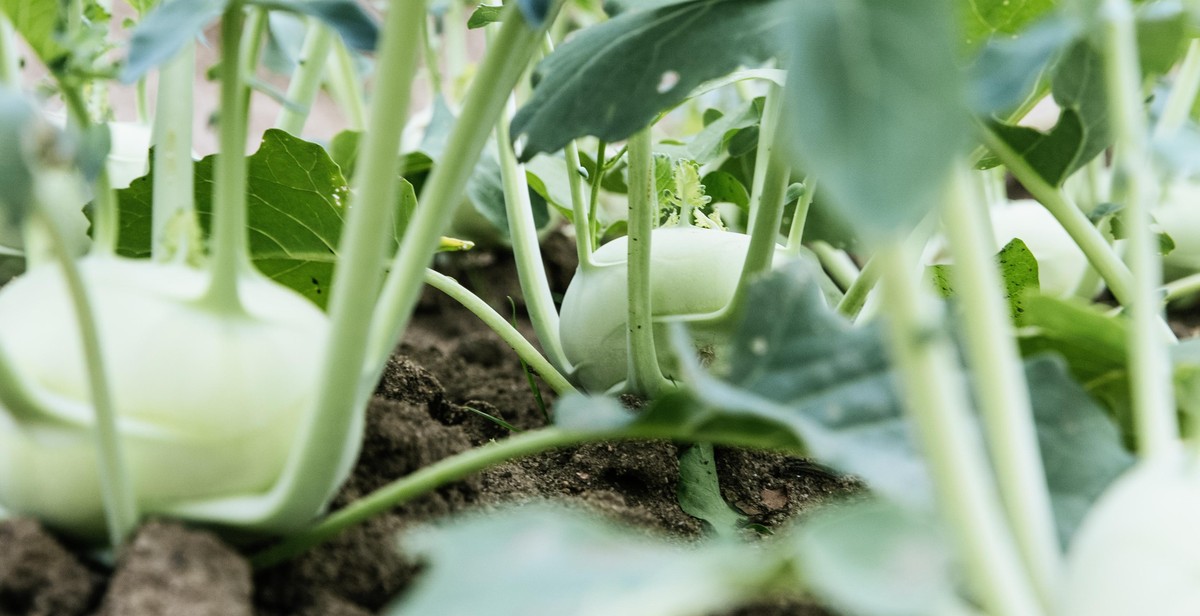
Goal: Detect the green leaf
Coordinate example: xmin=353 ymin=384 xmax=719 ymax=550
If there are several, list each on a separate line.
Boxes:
xmin=1025 ymin=355 xmax=1135 ymax=546
xmin=687 ymin=98 xmax=762 ymax=164
xmin=677 ymin=443 xmax=747 ymax=538
xmin=701 ymin=171 xmax=750 ymax=210
xmin=247 ymin=0 xmax=379 ymax=52
xmin=956 ymin=0 xmax=1056 ymax=49
xmin=511 ymin=0 xmax=786 ymax=161
xmin=793 ymin=500 xmax=956 ymax=616
xmin=121 ymin=0 xmax=226 ymax=82
xmin=0 ymin=0 xmax=66 ymax=66
xmin=1136 ymin=2 xmax=1190 ymax=77
xmin=115 ymin=130 xmax=420 ymax=309
xmin=388 ymin=506 xmax=781 ymax=616
xmin=927 ymin=238 xmax=1041 ymax=322
xmin=517 ymin=0 xmax=551 ymax=27
xmin=967 ymin=15 xmax=1079 ymax=114
xmin=467 ymin=3 xmax=504 ymax=28
xmin=463 ymin=146 xmax=551 ymax=242
xmin=783 ymin=0 xmax=969 ymax=242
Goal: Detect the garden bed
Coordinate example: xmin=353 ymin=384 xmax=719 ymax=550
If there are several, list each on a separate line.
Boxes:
xmin=0 ymin=234 xmax=857 ymax=616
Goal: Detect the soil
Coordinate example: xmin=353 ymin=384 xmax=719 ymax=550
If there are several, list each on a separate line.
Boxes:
xmin=0 ymin=232 xmax=860 ymax=615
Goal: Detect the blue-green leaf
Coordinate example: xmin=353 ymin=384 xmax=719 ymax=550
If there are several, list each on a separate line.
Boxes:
xmin=121 ymin=0 xmax=226 ymax=83
xmin=783 ymin=0 xmax=969 ymax=242
xmin=248 ymin=0 xmax=379 ymax=52
xmin=512 ymin=0 xmax=786 ymax=161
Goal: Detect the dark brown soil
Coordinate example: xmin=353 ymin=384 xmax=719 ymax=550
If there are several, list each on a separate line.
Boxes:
xmin=0 ymin=233 xmax=858 ymax=615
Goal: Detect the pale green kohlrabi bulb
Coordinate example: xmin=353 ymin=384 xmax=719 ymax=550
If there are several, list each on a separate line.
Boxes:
xmin=558 ymin=226 xmax=785 ymax=393
xmin=1153 ymin=181 xmax=1200 ymax=280
xmin=0 ymin=256 xmax=328 ymax=539
xmin=1061 ymin=454 xmax=1200 ymax=616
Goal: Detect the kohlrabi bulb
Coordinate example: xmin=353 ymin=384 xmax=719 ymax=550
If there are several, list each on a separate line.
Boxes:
xmin=0 ymin=256 xmax=328 ymax=539
xmin=1154 ymin=181 xmax=1200 ymax=279
xmin=924 ymin=200 xmax=1089 ymax=297
xmin=559 ymin=226 xmax=783 ymax=393
xmin=990 ymin=200 xmax=1089 ymax=297
xmin=1061 ymin=455 xmax=1200 ymax=616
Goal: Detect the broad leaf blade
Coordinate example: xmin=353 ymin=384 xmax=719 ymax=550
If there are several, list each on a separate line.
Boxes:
xmin=957 ymin=0 xmax=1055 ymax=48
xmin=929 ymin=238 xmax=1041 ymax=322
xmin=248 ymin=0 xmax=379 ymax=52
xmin=0 ymin=0 xmax=65 ymax=65
xmin=677 ymin=443 xmax=747 ymax=537
xmin=511 ymin=0 xmax=786 ymax=161
xmin=388 ymin=506 xmax=778 ymax=616
xmin=783 ymin=0 xmax=970 ymax=241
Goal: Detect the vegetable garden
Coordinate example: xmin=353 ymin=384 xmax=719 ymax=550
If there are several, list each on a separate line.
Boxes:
xmin=0 ymin=0 xmax=1198 ymax=613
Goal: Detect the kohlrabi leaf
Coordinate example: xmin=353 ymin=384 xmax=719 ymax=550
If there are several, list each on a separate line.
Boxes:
xmin=701 ymin=171 xmax=750 ymax=211
xmin=677 ymin=443 xmax=747 ymax=538
xmin=247 ymin=0 xmax=379 ymax=52
xmin=386 ymin=506 xmax=781 ymax=616
xmin=687 ymin=98 xmax=763 ymax=164
xmin=0 ymin=0 xmax=66 ymax=66
xmin=793 ymin=500 xmax=956 ymax=616
xmin=115 ymin=130 xmax=420 ymax=309
xmin=511 ymin=0 xmax=786 ymax=161
xmin=464 ymin=146 xmax=551 ymax=241
xmin=1136 ymin=2 xmax=1190 ymax=77
xmin=603 ymin=0 xmax=695 ymax=14
xmin=956 ymin=0 xmax=1056 ymax=49
xmin=121 ymin=0 xmax=225 ymax=82
xmin=467 ymin=3 xmax=503 ymax=29
xmin=1025 ymin=355 xmax=1135 ymax=547
xmin=928 ymin=238 xmax=1040 ymax=322
xmin=967 ymin=15 xmax=1079 ymax=115
xmin=783 ymin=0 xmax=969 ymax=242
xmin=516 ymin=0 xmax=551 ymax=27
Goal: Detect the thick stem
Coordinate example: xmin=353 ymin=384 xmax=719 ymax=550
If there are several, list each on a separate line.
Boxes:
xmin=538 ymin=35 xmax=593 ymax=270
xmin=879 ymin=239 xmax=1044 ymax=616
xmin=1102 ymin=0 xmax=1179 ymax=456
xmin=942 ymin=169 xmax=1061 ymax=609
xmin=495 ymin=95 xmax=571 ymax=373
xmin=61 ymin=87 xmax=119 ymax=257
xmin=35 ymin=211 xmax=137 ymax=548
xmin=250 ymin=427 xmax=585 ymax=568
xmin=810 ymin=241 xmax=859 ymax=291
xmin=325 ymin=38 xmax=367 ymax=131
xmin=201 ymin=6 xmax=250 ymax=315
xmin=238 ymin=8 xmax=268 ymax=115
xmin=785 ymin=178 xmax=816 ymax=257
xmin=276 ymin=20 xmax=336 ymax=135
xmin=365 ymin=3 xmax=555 ymax=376
xmin=980 ymin=125 xmax=1138 ymax=309
xmin=424 ymin=269 xmax=575 ymax=394
xmin=1154 ymin=39 xmax=1200 ymax=139
xmin=730 ymin=83 xmax=789 ymax=312
xmin=151 ymin=41 xmax=195 ymax=262
xmin=624 ymin=128 xmax=665 ymax=396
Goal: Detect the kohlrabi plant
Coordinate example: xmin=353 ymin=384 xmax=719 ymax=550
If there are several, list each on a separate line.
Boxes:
xmin=6 ymin=0 xmax=1200 ymax=614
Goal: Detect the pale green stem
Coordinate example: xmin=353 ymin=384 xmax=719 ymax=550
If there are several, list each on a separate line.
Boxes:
xmin=276 ymin=20 xmax=336 ymax=135
xmin=495 ymin=95 xmax=571 ymax=373
xmin=61 ymin=86 xmax=119 ymax=257
xmin=1102 ymin=0 xmax=1179 ymax=456
xmin=421 ymin=14 xmax=445 ymax=99
xmin=291 ymin=0 xmax=428 ymax=521
xmin=1154 ymin=39 xmax=1200 ymax=139
xmin=325 ymin=38 xmax=367 ymax=131
xmin=624 ymin=128 xmax=665 ymax=396
xmin=540 ymin=35 xmax=593 ymax=269
xmin=444 ymin=0 xmax=468 ymax=99
xmin=879 ymin=239 xmax=1045 ymax=616
xmin=238 ymin=8 xmax=268 ymax=114
xmin=200 ymin=6 xmax=251 ymax=315
xmin=151 ymin=41 xmax=195 ymax=262
xmin=980 ymin=125 xmax=1138 ymax=308
xmin=135 ymin=79 xmax=149 ymax=125
xmin=837 ymin=254 xmax=882 ymax=320
xmin=942 ymin=169 xmax=1061 ymax=610
xmin=810 ymin=241 xmax=859 ymax=291
xmin=424 ymin=269 xmax=575 ymax=394
xmin=35 ymin=210 xmax=137 ymax=547
xmin=744 ymin=83 xmax=787 ymax=232
xmin=785 ymin=178 xmax=816 ymax=257
xmin=251 ymin=427 xmax=585 ymax=568
xmin=0 ymin=14 xmax=19 ymax=86
xmin=366 ymin=3 xmax=554 ymax=379
xmin=1164 ymin=272 xmax=1200 ymax=303
xmin=588 ymin=139 xmax=608 ymax=247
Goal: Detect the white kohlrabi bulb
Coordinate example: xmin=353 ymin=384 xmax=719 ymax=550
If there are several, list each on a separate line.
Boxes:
xmin=559 ymin=226 xmax=784 ymax=393
xmin=1154 ymin=181 xmax=1200 ymax=279
xmin=1061 ymin=454 xmax=1200 ymax=616
xmin=0 ymin=256 xmax=328 ymax=539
